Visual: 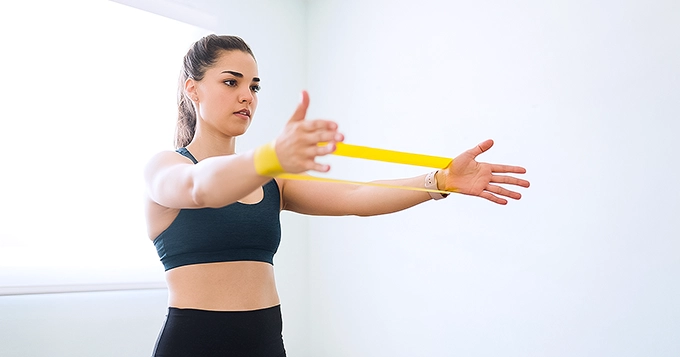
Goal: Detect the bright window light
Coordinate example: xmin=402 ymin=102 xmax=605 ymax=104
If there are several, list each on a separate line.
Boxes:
xmin=0 ymin=0 xmax=210 ymax=291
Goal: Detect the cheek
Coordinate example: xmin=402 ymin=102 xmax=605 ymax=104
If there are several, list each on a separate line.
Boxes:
xmin=199 ymin=95 xmax=220 ymax=115
xmin=198 ymin=102 xmax=219 ymax=121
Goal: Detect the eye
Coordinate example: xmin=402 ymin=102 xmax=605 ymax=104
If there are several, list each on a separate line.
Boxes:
xmin=251 ymin=84 xmax=261 ymax=93
xmin=223 ymin=79 xmax=237 ymax=87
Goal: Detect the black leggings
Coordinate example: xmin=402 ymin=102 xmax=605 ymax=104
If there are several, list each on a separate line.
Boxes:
xmin=152 ymin=305 xmax=286 ymax=357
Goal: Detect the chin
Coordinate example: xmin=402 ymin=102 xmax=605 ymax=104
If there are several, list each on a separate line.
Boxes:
xmin=229 ymin=125 xmax=250 ymax=137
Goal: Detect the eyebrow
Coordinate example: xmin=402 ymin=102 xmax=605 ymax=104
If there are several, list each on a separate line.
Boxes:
xmin=221 ymin=70 xmax=260 ymax=82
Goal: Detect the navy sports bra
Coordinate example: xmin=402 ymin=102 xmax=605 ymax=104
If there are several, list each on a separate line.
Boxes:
xmin=153 ymin=148 xmax=282 ymax=271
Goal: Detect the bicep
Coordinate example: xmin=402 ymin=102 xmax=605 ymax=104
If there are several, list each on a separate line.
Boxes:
xmin=280 ymin=177 xmax=361 ymax=216
xmin=144 ymin=151 xmax=200 ymax=209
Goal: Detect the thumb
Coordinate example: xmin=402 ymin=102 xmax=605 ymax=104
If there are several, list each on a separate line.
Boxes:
xmin=287 ymin=90 xmax=310 ymax=124
xmin=467 ymin=139 xmax=494 ymax=158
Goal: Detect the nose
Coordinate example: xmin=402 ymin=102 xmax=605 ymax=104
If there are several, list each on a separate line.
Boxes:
xmin=239 ymin=88 xmax=254 ymax=104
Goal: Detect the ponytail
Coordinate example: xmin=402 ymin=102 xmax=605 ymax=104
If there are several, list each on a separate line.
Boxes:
xmin=175 ymin=69 xmax=196 ymax=148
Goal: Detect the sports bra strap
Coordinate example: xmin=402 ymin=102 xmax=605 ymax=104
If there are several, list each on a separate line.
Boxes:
xmin=176 ymin=147 xmax=198 ymax=164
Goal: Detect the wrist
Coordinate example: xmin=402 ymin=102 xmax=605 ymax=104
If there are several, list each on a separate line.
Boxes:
xmin=435 ymin=169 xmax=447 ymax=191
xmin=425 ymin=170 xmax=449 ymax=200
xmin=253 ymin=141 xmax=285 ymax=176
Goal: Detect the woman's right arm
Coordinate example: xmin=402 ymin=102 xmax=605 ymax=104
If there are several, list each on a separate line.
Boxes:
xmin=144 ymin=90 xmax=343 ymax=209
xmin=144 ymin=150 xmax=269 ymax=209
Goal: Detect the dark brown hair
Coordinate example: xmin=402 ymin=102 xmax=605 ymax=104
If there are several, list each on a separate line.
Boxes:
xmin=175 ymin=34 xmax=255 ymax=148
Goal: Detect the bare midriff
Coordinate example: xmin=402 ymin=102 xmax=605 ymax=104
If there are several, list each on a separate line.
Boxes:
xmin=165 ymin=261 xmax=280 ymax=311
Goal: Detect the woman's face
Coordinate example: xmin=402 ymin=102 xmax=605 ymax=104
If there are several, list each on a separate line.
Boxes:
xmin=191 ymin=50 xmax=260 ymax=137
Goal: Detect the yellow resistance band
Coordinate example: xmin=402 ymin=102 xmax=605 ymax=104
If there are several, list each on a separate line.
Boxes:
xmin=277 ymin=142 xmax=454 ymax=195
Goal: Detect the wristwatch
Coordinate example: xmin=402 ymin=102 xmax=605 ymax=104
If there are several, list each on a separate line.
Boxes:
xmin=425 ymin=170 xmax=449 ymax=200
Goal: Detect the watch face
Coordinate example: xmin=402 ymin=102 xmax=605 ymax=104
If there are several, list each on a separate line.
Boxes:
xmin=426 ymin=171 xmax=436 ymax=188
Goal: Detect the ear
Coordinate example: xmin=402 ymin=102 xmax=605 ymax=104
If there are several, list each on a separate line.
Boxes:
xmin=184 ymin=78 xmax=198 ymax=102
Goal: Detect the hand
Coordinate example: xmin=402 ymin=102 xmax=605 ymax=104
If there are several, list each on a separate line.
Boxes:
xmin=274 ymin=90 xmax=345 ymax=173
xmin=438 ymin=139 xmax=530 ymax=205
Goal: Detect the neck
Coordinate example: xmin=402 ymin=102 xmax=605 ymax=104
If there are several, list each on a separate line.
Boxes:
xmin=186 ymin=135 xmax=237 ymax=162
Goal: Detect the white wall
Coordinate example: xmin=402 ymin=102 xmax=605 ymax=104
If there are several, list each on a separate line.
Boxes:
xmin=305 ymin=0 xmax=680 ymax=356
xmin=0 ymin=1 xmax=311 ymax=356
xmin=0 ymin=289 xmax=168 ymax=357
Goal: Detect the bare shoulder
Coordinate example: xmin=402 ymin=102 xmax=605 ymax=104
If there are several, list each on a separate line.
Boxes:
xmin=144 ymin=150 xmax=193 ymax=180
xmin=146 ymin=149 xmax=192 ymax=168
xmin=144 ymin=150 xmax=189 ymax=239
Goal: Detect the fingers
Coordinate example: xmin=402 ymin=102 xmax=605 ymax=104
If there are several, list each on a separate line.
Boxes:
xmin=277 ymin=90 xmax=344 ymax=173
xmin=479 ymin=191 xmax=508 ymax=205
xmin=488 ymin=184 xmax=522 ymax=199
xmin=292 ymin=120 xmax=343 ymax=148
xmin=490 ymin=174 xmax=531 ymax=188
xmin=490 ymin=163 xmax=527 ymax=175
xmin=286 ymin=91 xmax=341 ymax=143
xmin=479 ymin=173 xmax=529 ymax=205
xmin=316 ymin=142 xmax=337 ymax=156
xmin=293 ymin=144 xmax=335 ymax=173
xmin=302 ymin=126 xmax=343 ymax=173
xmin=480 ymin=184 xmax=523 ymax=205
xmin=311 ymin=161 xmax=331 ymax=173
xmin=287 ymin=90 xmax=310 ymax=124
xmin=300 ymin=118 xmax=339 ymax=134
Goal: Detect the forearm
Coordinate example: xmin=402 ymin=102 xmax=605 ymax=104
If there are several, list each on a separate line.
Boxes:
xmin=190 ymin=150 xmax=272 ymax=207
xmin=283 ymin=173 xmax=437 ymax=217
xmin=346 ymin=175 xmax=433 ymax=216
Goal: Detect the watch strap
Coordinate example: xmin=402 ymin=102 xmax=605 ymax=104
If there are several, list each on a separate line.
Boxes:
xmin=425 ymin=170 xmax=449 ymax=200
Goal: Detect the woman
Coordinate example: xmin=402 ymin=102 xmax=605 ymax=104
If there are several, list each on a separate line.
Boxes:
xmin=146 ymin=34 xmax=529 ymax=356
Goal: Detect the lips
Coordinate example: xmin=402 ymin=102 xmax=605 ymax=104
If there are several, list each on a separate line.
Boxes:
xmin=234 ymin=108 xmax=251 ymax=118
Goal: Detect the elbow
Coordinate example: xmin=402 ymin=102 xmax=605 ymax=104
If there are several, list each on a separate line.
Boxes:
xmin=190 ymin=177 xmax=232 ymax=208
xmin=189 ymin=178 xmax=208 ymax=207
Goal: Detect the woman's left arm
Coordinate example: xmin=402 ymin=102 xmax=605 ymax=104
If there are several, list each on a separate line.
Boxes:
xmin=280 ymin=139 xmax=530 ymax=216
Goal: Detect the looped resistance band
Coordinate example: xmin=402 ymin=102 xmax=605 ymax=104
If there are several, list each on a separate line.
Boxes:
xmin=276 ymin=142 xmax=454 ymax=195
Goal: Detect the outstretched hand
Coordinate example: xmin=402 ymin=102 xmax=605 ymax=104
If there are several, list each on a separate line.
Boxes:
xmin=438 ymin=139 xmax=530 ymax=205
xmin=275 ymin=90 xmax=344 ymax=173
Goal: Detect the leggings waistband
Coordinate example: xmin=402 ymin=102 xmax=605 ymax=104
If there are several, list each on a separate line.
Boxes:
xmin=153 ymin=305 xmax=286 ymax=357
